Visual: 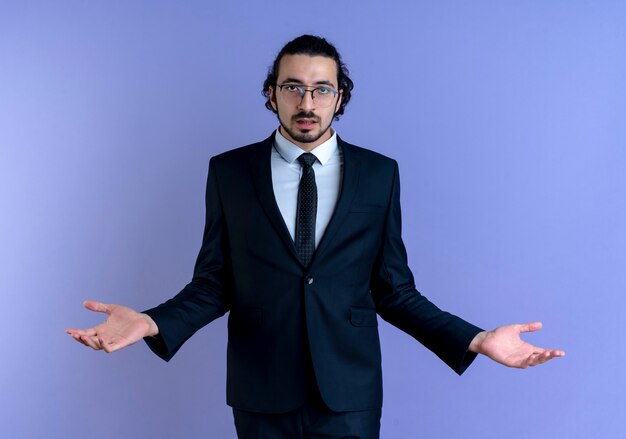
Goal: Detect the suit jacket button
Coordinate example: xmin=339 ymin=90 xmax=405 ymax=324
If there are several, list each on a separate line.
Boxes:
xmin=306 ymin=276 xmax=314 ymax=285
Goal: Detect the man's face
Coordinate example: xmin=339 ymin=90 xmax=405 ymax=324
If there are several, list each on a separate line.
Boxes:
xmin=269 ymin=54 xmax=343 ymax=152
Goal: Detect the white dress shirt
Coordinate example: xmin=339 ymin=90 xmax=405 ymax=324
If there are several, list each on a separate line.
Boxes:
xmin=271 ymin=128 xmax=343 ymax=248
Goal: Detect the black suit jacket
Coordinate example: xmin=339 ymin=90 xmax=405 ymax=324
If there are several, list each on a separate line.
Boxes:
xmin=144 ymin=133 xmax=482 ymax=413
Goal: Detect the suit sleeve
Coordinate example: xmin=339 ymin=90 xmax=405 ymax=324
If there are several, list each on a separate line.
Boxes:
xmin=143 ymin=157 xmax=232 ymax=361
xmin=371 ymin=161 xmax=483 ymax=375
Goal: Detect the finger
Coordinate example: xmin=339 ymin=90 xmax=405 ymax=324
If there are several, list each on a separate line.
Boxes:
xmin=70 ymin=333 xmax=90 ymax=348
xmin=102 ymin=341 xmax=115 ymax=353
xmin=67 ymin=327 xmax=98 ymax=337
xmin=526 ymin=354 xmax=540 ymax=367
xmin=525 ymin=353 xmax=541 ymax=368
xmin=83 ymin=300 xmax=111 ymax=314
xmin=530 ymin=351 xmax=551 ymax=366
xmin=518 ymin=322 xmax=543 ymax=334
xmin=80 ymin=335 xmax=102 ymax=350
xmin=102 ymin=338 xmax=122 ymax=354
xmin=529 ymin=349 xmax=565 ymax=366
xmin=542 ymin=349 xmax=566 ymax=360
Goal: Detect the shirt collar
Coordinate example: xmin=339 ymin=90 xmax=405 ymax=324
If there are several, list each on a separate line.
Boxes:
xmin=274 ymin=128 xmax=338 ymax=166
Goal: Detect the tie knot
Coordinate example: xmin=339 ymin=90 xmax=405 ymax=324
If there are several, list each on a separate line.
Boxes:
xmin=298 ymin=153 xmax=317 ymax=168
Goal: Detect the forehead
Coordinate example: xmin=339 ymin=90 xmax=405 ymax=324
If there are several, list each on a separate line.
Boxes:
xmin=276 ymin=54 xmax=338 ymax=86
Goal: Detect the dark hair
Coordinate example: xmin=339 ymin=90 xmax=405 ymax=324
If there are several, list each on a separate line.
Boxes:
xmin=262 ymin=35 xmax=354 ymax=121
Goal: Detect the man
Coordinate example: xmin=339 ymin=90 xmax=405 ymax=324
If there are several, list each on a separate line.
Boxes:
xmin=67 ymin=35 xmax=564 ymax=438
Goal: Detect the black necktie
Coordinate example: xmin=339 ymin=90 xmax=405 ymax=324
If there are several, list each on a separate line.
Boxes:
xmin=296 ymin=153 xmax=317 ymax=267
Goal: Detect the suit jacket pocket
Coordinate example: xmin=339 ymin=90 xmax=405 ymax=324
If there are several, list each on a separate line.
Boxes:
xmin=228 ymin=308 xmax=263 ymax=335
xmin=350 ymin=306 xmax=378 ymax=327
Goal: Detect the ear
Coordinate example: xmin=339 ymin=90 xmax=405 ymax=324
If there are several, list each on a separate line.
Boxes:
xmin=269 ymin=86 xmax=278 ymax=112
xmin=334 ymin=89 xmax=343 ymax=116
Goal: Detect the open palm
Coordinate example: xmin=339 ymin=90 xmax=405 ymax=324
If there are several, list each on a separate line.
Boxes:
xmin=472 ymin=322 xmax=565 ymax=368
xmin=66 ymin=300 xmax=158 ymax=353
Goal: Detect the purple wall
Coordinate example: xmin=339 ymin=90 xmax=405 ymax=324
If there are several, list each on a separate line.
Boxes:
xmin=2 ymin=1 xmax=625 ymax=438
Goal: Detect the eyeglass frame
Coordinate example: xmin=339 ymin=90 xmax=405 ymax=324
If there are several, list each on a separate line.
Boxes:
xmin=275 ymin=83 xmax=340 ymax=106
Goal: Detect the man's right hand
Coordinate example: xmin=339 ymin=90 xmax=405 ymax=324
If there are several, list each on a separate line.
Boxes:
xmin=66 ymin=300 xmax=159 ymax=353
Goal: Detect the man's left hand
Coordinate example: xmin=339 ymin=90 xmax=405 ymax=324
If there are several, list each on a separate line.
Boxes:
xmin=469 ymin=322 xmax=565 ymax=368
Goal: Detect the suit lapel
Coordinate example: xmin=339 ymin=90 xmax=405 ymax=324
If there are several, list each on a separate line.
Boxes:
xmin=248 ymin=133 xmax=362 ymax=270
xmin=249 ymin=133 xmax=302 ymax=264
xmin=311 ymin=137 xmax=361 ymax=266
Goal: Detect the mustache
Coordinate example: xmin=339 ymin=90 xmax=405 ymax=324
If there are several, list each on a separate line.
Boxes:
xmin=292 ymin=112 xmax=320 ymax=121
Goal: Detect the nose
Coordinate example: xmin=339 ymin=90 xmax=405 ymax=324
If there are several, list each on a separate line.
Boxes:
xmin=298 ymin=90 xmax=315 ymax=111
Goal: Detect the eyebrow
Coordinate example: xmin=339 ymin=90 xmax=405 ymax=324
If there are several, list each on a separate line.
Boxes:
xmin=281 ymin=78 xmax=337 ymax=88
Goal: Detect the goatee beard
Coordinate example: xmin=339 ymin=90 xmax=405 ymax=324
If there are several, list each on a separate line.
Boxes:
xmin=280 ymin=112 xmax=331 ymax=144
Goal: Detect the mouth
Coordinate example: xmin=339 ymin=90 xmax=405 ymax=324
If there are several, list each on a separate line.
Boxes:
xmin=295 ymin=118 xmax=318 ymax=130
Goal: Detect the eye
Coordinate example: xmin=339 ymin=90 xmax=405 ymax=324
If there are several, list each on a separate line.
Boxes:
xmin=285 ymin=85 xmax=300 ymax=92
xmin=316 ymin=87 xmax=330 ymax=95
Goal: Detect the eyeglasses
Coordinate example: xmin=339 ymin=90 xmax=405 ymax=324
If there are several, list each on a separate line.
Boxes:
xmin=276 ymin=83 xmax=339 ymax=108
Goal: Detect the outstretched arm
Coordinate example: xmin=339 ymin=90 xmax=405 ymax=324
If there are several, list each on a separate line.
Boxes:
xmin=468 ymin=322 xmax=565 ymax=368
xmin=66 ymin=300 xmax=159 ymax=353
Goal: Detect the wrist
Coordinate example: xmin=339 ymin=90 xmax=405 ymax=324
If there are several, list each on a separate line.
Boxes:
xmin=141 ymin=313 xmax=160 ymax=337
xmin=468 ymin=330 xmax=488 ymax=354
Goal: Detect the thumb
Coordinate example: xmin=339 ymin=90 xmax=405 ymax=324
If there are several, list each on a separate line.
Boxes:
xmin=83 ymin=300 xmax=111 ymax=314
